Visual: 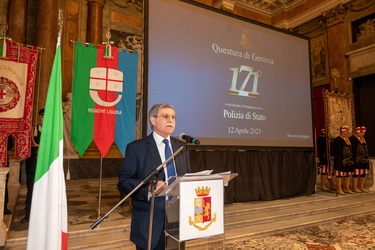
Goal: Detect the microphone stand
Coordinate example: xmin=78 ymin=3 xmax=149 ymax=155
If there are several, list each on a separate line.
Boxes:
xmin=90 ymin=145 xmax=186 ymax=250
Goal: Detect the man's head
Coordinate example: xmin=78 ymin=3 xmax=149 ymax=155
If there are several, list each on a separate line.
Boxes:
xmin=355 ymin=126 xmax=366 ymax=137
xmin=149 ymin=103 xmax=176 ymax=138
xmin=39 ymin=108 xmax=45 ymax=124
xmin=339 ymin=125 xmax=349 ymax=137
xmin=320 ymin=128 xmax=326 ymax=136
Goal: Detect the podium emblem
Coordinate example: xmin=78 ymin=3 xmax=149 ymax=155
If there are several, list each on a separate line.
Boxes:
xmin=188 ymin=186 xmax=217 ymax=230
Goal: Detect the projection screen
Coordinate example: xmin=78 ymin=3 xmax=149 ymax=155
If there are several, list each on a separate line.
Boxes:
xmin=145 ymin=0 xmax=313 ymax=148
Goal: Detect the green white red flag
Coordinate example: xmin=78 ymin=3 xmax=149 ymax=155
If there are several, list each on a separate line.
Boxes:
xmin=71 ymin=42 xmax=138 ymax=157
xmin=27 ymin=45 xmax=68 ymax=250
xmin=0 ymin=35 xmax=8 ymax=56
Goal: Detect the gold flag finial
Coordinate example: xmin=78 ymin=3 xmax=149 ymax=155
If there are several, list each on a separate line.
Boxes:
xmin=330 ymin=68 xmax=340 ymax=91
xmin=57 ymin=9 xmax=63 ymax=46
xmin=103 ymin=28 xmax=113 ymax=59
xmin=1 ymin=23 xmax=7 ymax=37
xmin=106 ymin=28 xmax=111 ymax=41
xmin=58 ymin=9 xmax=63 ymax=34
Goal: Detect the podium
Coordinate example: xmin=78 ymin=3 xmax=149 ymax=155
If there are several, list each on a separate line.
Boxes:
xmin=157 ymin=173 xmax=237 ymax=249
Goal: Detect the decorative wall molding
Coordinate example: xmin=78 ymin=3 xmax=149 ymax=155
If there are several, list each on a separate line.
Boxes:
xmin=214 ymin=0 xmax=354 ymax=28
xmin=109 ymin=0 xmax=143 ymax=12
xmin=235 ymin=0 xmax=303 ymax=15
xmin=323 ymin=3 xmax=346 ymax=27
xmin=274 ymin=0 xmax=351 ymax=29
xmin=347 ymin=0 xmax=375 ymax=12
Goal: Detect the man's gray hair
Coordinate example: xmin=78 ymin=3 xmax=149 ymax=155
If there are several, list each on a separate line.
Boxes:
xmin=148 ymin=103 xmax=174 ymax=130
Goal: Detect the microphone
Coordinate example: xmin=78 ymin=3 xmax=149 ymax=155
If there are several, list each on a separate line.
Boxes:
xmin=179 ymin=133 xmax=200 ymax=145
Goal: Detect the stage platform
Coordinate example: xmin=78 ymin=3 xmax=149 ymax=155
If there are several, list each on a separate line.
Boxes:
xmin=4 ymin=177 xmax=375 ymax=249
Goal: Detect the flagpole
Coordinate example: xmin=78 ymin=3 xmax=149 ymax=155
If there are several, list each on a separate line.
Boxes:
xmin=98 ymin=155 xmax=103 ymax=218
xmin=90 ymin=145 xmax=185 ymax=230
xmin=27 ymin=9 xmax=68 ymax=249
xmin=89 ymin=155 xmax=104 ymax=220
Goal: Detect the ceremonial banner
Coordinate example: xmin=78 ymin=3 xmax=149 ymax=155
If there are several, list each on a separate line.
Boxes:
xmin=324 ymin=90 xmax=355 ymax=140
xmin=71 ymin=42 xmax=138 ymax=157
xmin=0 ymin=37 xmax=38 ymax=167
xmin=27 ymin=45 xmax=68 ymax=250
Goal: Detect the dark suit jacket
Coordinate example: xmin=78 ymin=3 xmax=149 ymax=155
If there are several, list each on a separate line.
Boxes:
xmin=331 ymin=136 xmax=354 ymax=172
xmin=118 ymin=133 xmax=190 ymax=249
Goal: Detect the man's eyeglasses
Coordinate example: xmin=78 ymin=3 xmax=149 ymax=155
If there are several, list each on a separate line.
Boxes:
xmin=155 ymin=114 xmax=176 ymax=120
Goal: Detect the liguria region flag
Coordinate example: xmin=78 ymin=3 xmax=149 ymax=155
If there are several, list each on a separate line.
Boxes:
xmin=27 ymin=45 xmax=68 ymax=250
xmin=71 ymin=42 xmax=138 ymax=157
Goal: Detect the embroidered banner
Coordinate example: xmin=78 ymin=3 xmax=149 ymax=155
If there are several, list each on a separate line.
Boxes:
xmin=324 ymin=90 xmax=355 ymax=140
xmin=71 ymin=42 xmax=138 ymax=157
xmin=0 ymin=38 xmax=38 ymax=167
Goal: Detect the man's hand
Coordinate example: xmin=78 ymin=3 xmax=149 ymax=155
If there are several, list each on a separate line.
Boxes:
xmin=150 ymin=180 xmax=167 ymax=195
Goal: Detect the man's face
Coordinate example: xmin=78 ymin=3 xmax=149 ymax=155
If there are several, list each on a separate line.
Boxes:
xmin=341 ymin=130 xmax=349 ymax=137
xmin=357 ymin=131 xmax=366 ymax=137
xmin=150 ymin=107 xmax=176 ymax=138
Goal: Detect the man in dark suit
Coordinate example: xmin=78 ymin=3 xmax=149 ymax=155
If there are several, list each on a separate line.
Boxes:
xmin=331 ymin=125 xmax=354 ymax=195
xmin=4 ymin=135 xmax=14 ymax=215
xmin=21 ymin=108 xmax=44 ymax=223
xmin=118 ymin=103 xmax=190 ymax=250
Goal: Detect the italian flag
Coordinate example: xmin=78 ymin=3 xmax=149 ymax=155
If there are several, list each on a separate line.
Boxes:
xmin=0 ymin=36 xmax=9 ymax=57
xmin=71 ymin=42 xmax=138 ymax=157
xmin=27 ymin=45 xmax=68 ymax=249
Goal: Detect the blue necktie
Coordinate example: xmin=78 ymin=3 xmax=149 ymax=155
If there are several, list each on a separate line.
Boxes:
xmin=163 ymin=139 xmax=176 ymax=184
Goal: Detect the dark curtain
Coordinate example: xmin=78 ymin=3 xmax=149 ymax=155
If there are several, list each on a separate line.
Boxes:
xmin=189 ymin=149 xmax=315 ymax=204
xmin=313 ymin=84 xmax=330 ymax=157
xmin=353 ymin=74 xmax=375 ymax=157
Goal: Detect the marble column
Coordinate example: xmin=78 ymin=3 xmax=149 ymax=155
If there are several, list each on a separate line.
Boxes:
xmin=62 ymin=0 xmax=80 ymax=98
xmin=0 ymin=167 xmax=10 ymax=246
xmin=87 ymin=0 xmax=105 ymax=44
xmin=324 ymin=4 xmax=351 ymax=94
xmin=7 ymin=0 xmax=27 ymax=43
xmin=35 ymin=0 xmax=58 ymax=112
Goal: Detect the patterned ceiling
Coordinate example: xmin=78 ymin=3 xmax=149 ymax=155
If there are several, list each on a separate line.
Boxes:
xmin=215 ymin=0 xmax=354 ymax=28
xmin=234 ymin=0 xmax=303 ymax=14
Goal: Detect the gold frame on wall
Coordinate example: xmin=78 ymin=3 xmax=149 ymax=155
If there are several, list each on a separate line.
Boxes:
xmin=324 ymin=90 xmax=355 ymax=140
xmin=310 ymin=34 xmax=329 ymax=81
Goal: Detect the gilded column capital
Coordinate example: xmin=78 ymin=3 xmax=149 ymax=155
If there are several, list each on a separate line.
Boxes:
xmin=87 ymin=0 xmax=105 ymax=7
xmin=323 ymin=4 xmax=346 ymax=27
